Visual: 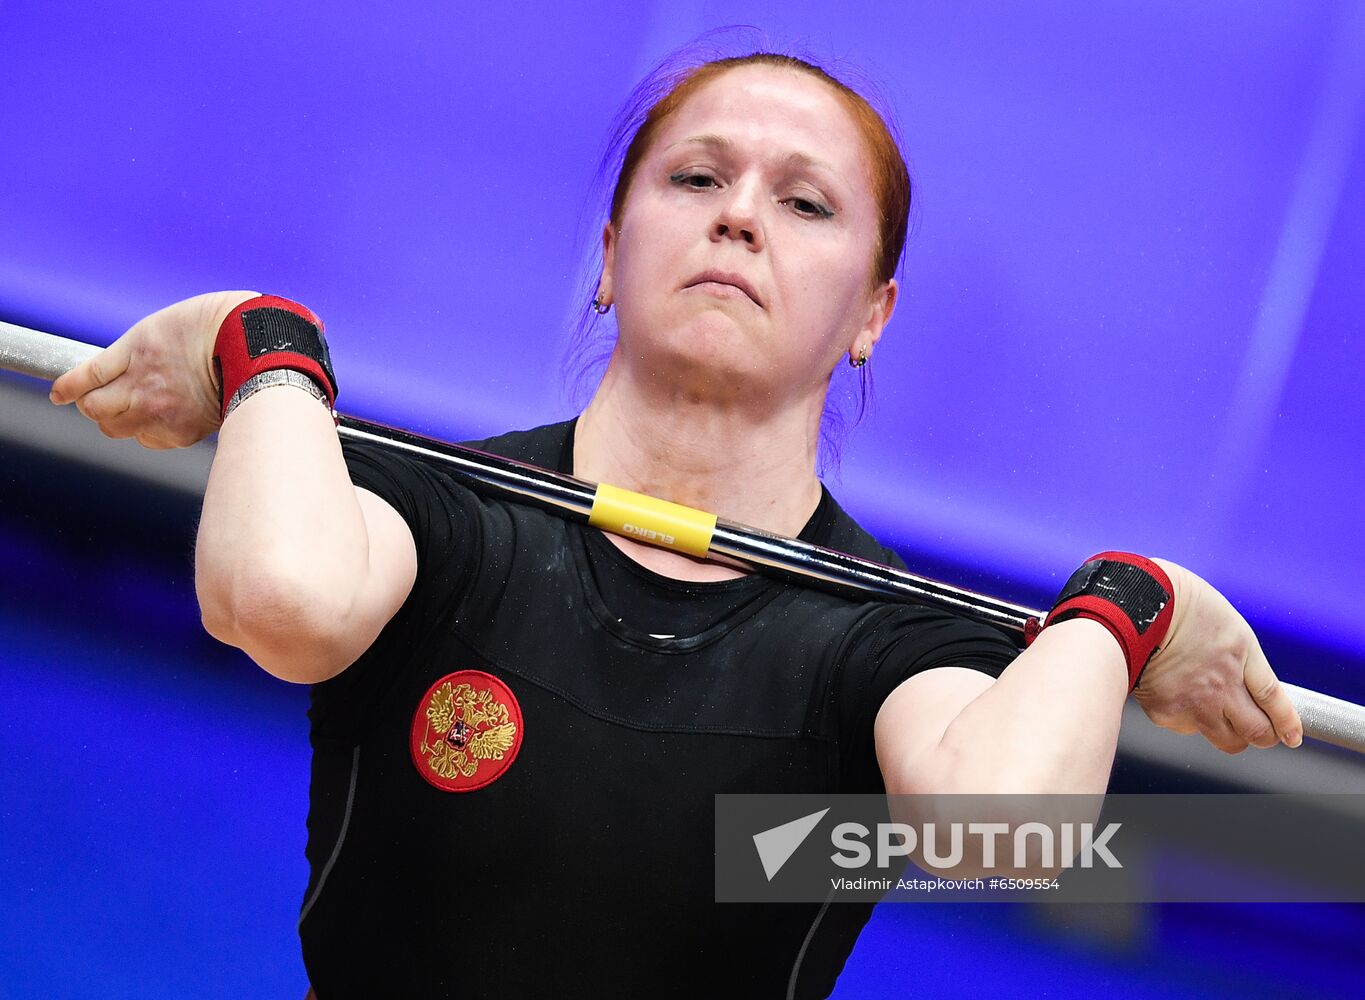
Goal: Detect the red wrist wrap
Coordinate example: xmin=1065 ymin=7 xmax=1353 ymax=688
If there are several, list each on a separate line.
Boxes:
xmin=1023 ymin=551 xmax=1175 ymax=692
xmin=213 ymin=295 xmax=338 ymax=420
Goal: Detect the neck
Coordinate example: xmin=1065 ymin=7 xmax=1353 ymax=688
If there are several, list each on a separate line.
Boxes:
xmin=574 ymin=353 xmax=826 ymax=580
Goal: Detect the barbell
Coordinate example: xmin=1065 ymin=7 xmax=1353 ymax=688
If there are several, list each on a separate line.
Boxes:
xmin=3 ymin=316 xmax=1362 ymax=755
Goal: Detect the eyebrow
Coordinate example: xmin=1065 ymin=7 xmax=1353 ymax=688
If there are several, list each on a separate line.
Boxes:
xmin=667 ymin=133 xmax=840 ymax=177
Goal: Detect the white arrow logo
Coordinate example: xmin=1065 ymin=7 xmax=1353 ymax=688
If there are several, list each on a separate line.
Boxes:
xmin=752 ymin=808 xmax=831 ymax=881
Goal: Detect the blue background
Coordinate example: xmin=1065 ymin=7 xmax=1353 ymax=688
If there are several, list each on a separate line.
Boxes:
xmin=2 ymin=1 xmax=1363 ymax=996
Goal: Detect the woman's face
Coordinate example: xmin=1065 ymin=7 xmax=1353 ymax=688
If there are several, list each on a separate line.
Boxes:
xmin=600 ymin=64 xmax=897 ymax=407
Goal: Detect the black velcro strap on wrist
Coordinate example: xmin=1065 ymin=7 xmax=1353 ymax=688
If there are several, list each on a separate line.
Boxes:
xmin=213 ymin=295 xmax=339 ymax=421
xmin=1053 ymin=558 xmax=1170 ymax=635
xmin=1024 ymin=551 xmax=1176 ymax=692
xmin=241 ymin=306 xmax=336 ymax=392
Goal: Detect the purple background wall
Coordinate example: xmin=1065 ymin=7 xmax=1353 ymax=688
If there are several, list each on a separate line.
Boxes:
xmin=2 ymin=1 xmax=1363 ymax=997
xmin=4 ymin=1 xmax=1362 ymax=674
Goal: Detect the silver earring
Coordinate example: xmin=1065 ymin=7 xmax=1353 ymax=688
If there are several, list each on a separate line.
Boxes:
xmin=849 ymin=346 xmax=868 ymax=368
xmin=592 ymin=296 xmax=611 ymax=315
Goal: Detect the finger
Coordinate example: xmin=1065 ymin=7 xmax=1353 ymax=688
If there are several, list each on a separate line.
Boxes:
xmin=1199 ymin=714 xmax=1250 ymax=755
xmin=94 ymin=402 xmax=151 ymax=440
xmin=1220 ymin=696 xmax=1279 ymax=750
xmin=96 ymin=419 xmax=138 ymax=440
xmin=74 ymin=382 xmax=133 ymax=425
xmin=1243 ymin=645 xmax=1303 ymax=748
xmin=134 ymin=431 xmax=175 ymax=450
xmin=50 ymin=335 xmax=133 ymax=404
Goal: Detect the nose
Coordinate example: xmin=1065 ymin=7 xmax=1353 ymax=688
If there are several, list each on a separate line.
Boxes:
xmin=710 ymin=180 xmax=763 ymax=251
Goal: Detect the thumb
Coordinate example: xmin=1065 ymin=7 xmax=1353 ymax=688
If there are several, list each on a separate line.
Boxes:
xmin=1244 ymin=647 xmax=1303 ymax=748
xmin=50 ymin=335 xmax=133 ymax=404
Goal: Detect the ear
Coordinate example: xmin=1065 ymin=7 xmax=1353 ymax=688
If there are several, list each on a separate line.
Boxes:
xmin=849 ymin=278 xmax=898 ymax=359
xmin=597 ymin=222 xmax=617 ymax=306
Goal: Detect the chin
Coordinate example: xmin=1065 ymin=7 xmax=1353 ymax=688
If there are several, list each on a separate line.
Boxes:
xmin=619 ymin=303 xmax=776 ymax=385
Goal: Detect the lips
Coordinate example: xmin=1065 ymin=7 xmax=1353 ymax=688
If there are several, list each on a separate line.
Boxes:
xmin=685 ymin=270 xmax=763 ymax=308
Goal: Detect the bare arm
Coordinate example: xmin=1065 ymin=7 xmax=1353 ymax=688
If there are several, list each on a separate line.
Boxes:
xmin=875 ymin=557 xmax=1304 ymax=797
xmin=874 ymin=618 xmax=1128 ymax=797
xmin=195 ymin=386 xmax=416 ymax=683
xmin=49 ymin=291 xmax=417 ymax=684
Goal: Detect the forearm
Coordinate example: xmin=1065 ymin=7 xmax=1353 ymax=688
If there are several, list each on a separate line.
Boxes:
xmin=931 ymin=618 xmax=1129 ymax=794
xmin=195 ymin=386 xmax=368 ymax=646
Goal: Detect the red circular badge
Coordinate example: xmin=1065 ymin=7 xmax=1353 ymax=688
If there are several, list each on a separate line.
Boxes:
xmin=410 ymin=670 xmax=524 ymax=792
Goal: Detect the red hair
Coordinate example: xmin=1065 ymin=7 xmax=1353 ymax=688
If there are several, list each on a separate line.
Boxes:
xmin=607 ymin=53 xmax=912 ymax=286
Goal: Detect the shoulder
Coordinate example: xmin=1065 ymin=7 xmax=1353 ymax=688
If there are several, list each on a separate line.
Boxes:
xmin=338 ymin=417 xmax=575 ymax=527
xmin=342 ymin=417 xmax=575 ymax=480
xmin=335 ymin=419 xmax=574 ymax=592
xmin=457 ymin=418 xmax=576 ymax=468
xmin=815 ymin=486 xmax=908 ymax=571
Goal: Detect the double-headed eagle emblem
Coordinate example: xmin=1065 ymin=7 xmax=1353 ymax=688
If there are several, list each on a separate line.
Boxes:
xmin=420 ymin=680 xmax=519 ymax=781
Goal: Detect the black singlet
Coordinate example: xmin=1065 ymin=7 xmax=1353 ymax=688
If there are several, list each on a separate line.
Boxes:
xmin=299 ymin=418 xmax=1019 ymax=999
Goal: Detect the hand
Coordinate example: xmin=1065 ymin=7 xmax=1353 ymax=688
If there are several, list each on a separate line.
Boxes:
xmin=1134 ymin=558 xmax=1303 ymax=753
xmin=48 ymin=291 xmax=259 ymax=449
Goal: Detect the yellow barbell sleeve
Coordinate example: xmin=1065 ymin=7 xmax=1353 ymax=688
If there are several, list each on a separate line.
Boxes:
xmin=588 ymin=482 xmax=717 ymax=558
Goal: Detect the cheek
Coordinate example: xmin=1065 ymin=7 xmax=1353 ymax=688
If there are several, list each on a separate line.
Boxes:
xmin=778 ymin=237 xmax=870 ymax=326
xmin=615 ymin=218 xmax=677 ymax=295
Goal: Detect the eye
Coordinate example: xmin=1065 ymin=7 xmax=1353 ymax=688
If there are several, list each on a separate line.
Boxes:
xmin=786 ymin=196 xmax=834 ymax=220
xmin=670 ymin=171 xmax=718 ymax=190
